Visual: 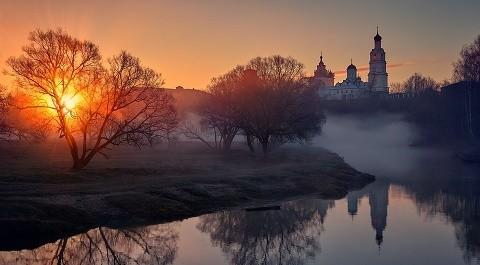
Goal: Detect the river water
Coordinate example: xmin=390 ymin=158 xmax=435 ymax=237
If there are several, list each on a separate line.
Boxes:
xmin=1 ymin=113 xmax=480 ymax=265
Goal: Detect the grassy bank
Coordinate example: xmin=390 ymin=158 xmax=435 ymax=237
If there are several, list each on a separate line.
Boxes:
xmin=0 ymin=142 xmax=374 ymax=250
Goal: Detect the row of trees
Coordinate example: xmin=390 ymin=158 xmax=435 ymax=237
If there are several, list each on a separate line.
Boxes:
xmin=389 ymin=73 xmax=448 ymax=94
xmin=188 ymin=56 xmax=325 ymax=155
xmin=390 ymin=34 xmax=480 ymax=94
xmin=1 ymin=29 xmax=325 ymax=169
xmin=3 ymin=30 xmax=477 ymax=168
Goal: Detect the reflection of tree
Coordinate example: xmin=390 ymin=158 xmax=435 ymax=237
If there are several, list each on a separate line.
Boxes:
xmin=0 ymin=224 xmax=178 ymax=265
xmin=197 ymin=200 xmax=334 ymax=265
xmin=399 ymin=159 xmax=480 ymax=264
xmin=453 ymin=205 xmax=480 ymax=264
xmin=412 ymin=189 xmax=480 ymax=264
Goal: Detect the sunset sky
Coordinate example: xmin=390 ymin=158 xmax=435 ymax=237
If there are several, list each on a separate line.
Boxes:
xmin=1 ymin=0 xmax=479 ymax=89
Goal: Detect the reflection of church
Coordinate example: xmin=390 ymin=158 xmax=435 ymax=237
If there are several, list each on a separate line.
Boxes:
xmin=309 ymin=29 xmax=389 ymax=100
xmin=347 ymin=180 xmax=390 ymax=246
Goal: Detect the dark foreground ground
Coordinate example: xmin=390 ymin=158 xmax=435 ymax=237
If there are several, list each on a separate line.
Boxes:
xmin=0 ymin=142 xmax=374 ymax=250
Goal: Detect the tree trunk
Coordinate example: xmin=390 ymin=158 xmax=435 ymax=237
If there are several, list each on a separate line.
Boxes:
xmin=222 ymin=134 xmax=234 ymax=151
xmin=261 ymin=140 xmax=269 ymax=157
xmin=246 ymin=135 xmax=255 ymax=153
xmin=71 ymin=159 xmax=86 ymax=171
xmin=71 ymin=153 xmax=96 ymax=171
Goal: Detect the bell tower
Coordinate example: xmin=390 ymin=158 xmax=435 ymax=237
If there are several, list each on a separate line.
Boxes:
xmin=368 ymin=27 xmax=389 ymax=93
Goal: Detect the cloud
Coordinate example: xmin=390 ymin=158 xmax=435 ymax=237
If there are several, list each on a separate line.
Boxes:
xmin=334 ymin=61 xmax=415 ymax=76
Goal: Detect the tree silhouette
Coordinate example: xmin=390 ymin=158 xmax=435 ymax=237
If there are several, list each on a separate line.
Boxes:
xmin=0 ymin=85 xmax=10 ymax=141
xmin=389 ymin=82 xmax=403 ymax=93
xmin=242 ymin=56 xmax=325 ymax=155
xmin=0 ymin=224 xmax=178 ymax=265
xmin=200 ymin=66 xmax=246 ymax=151
xmin=453 ymin=35 xmax=480 ymax=82
xmin=7 ymin=29 xmax=177 ymax=169
xmin=400 ymin=73 xmax=440 ymax=94
xmin=0 ymin=85 xmax=44 ymax=141
xmin=200 ymin=56 xmax=325 ymax=155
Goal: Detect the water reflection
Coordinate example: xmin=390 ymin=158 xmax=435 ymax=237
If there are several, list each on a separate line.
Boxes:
xmin=399 ymin=173 xmax=480 ymax=264
xmin=1 ymin=164 xmax=480 ymax=264
xmin=347 ymin=180 xmax=390 ymax=246
xmin=195 ymin=175 xmax=480 ymax=265
xmin=194 ymin=181 xmax=393 ymax=264
xmin=196 ymin=200 xmax=334 ymax=265
xmin=0 ymin=224 xmax=178 ymax=265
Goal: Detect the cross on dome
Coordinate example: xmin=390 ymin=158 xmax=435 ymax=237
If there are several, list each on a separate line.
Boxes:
xmin=374 ymin=26 xmax=382 ymax=42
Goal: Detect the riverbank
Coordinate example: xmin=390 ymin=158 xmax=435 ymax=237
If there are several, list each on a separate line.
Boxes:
xmin=0 ymin=142 xmax=374 ymax=250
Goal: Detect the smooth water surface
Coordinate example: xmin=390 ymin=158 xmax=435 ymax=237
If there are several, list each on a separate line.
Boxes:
xmin=1 ymin=180 xmax=478 ymax=265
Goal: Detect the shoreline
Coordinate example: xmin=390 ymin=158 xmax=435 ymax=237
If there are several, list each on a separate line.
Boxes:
xmin=0 ymin=144 xmax=374 ymax=250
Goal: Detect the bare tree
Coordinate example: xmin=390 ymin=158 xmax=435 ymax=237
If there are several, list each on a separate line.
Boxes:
xmin=0 ymin=85 xmax=44 ymax=141
xmin=200 ymin=56 xmax=325 ymax=155
xmin=236 ymin=69 xmax=263 ymax=153
xmin=440 ymin=79 xmax=452 ymax=87
xmin=401 ymin=73 xmax=440 ymax=94
xmin=0 ymin=85 xmax=11 ymax=141
xmin=389 ymin=82 xmax=403 ymax=93
xmin=242 ymin=56 xmax=325 ymax=155
xmin=180 ymin=117 xmax=218 ymax=149
xmin=200 ymin=66 xmax=246 ymax=151
xmin=453 ymin=35 xmax=480 ymax=82
xmin=7 ymin=29 xmax=177 ymax=170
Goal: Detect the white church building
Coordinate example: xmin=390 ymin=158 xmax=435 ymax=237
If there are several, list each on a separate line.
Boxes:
xmin=311 ymin=29 xmax=389 ymax=100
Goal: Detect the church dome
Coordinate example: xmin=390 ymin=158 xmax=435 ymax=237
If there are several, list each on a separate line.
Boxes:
xmin=347 ymin=63 xmax=356 ymax=70
xmin=374 ymin=33 xmax=382 ymax=42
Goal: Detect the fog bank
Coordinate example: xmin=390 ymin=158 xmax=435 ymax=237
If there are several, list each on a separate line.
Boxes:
xmin=313 ymin=113 xmax=450 ymax=180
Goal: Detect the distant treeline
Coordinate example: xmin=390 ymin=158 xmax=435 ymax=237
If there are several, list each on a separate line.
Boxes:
xmin=324 ymin=81 xmax=480 ymax=145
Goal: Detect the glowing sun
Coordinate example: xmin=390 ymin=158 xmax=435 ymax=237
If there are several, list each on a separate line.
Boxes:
xmin=61 ymin=95 xmax=79 ymax=115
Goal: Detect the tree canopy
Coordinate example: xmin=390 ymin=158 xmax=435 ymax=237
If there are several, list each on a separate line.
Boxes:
xmin=389 ymin=73 xmax=443 ymax=94
xmin=199 ymin=55 xmax=325 ymax=155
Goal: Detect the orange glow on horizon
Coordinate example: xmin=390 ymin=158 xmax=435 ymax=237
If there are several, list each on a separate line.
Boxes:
xmin=0 ymin=1 xmax=477 ymax=90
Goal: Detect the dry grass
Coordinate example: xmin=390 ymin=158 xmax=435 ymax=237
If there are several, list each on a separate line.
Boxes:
xmin=0 ymin=141 xmax=373 ymax=250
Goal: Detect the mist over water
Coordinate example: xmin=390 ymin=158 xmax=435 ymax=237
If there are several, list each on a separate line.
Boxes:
xmin=309 ymin=112 xmax=480 ymax=265
xmin=312 ymin=112 xmax=451 ymax=180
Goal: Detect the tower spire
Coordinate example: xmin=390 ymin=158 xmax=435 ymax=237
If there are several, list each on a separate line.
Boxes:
xmin=320 ymin=51 xmax=323 ymax=62
xmin=374 ymin=26 xmax=382 ymax=42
